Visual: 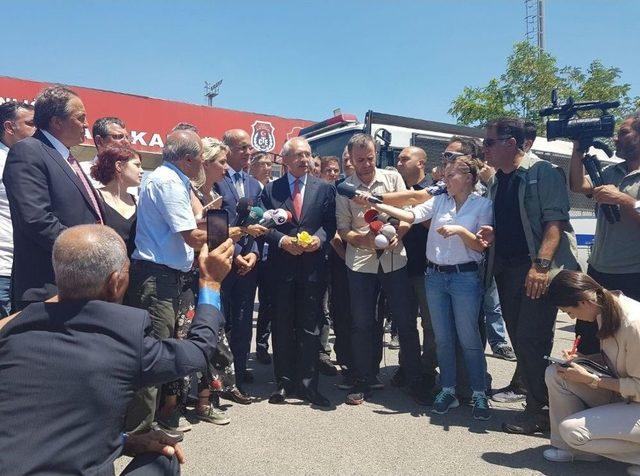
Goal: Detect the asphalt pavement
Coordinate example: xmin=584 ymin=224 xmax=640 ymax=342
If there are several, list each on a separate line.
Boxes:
xmin=116 ymin=311 xmax=628 ymax=475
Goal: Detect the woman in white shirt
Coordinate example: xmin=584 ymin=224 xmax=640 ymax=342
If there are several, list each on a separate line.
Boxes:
xmin=368 ymin=155 xmax=493 ymax=420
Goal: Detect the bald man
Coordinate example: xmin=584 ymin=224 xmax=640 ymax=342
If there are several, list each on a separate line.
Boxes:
xmin=215 ymin=129 xmax=263 ymax=396
xmin=0 ymin=224 xmax=232 ymax=475
xmin=394 ymin=147 xmax=438 ymax=391
xmin=125 ymin=129 xmax=208 ymax=433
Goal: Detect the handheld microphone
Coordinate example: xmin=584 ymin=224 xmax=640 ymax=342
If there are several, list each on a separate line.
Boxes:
xmin=374 ymin=234 xmax=389 ymax=248
xmin=260 ymin=208 xmax=293 ymax=227
xmin=235 ymin=198 xmax=251 ymax=226
xmin=369 ymin=220 xmax=384 ymax=234
xmin=380 ymin=223 xmax=397 ymax=240
xmin=363 ymin=209 xmax=379 ymax=223
xmin=245 ymin=206 xmax=264 ymax=225
xmin=336 ymin=181 xmax=383 ymax=204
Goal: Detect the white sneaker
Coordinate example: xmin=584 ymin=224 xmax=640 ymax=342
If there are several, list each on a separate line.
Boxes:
xmin=628 ymin=465 xmax=640 ymax=476
xmin=491 ymin=388 xmax=526 ymax=403
xmin=543 ymin=447 xmax=602 ymax=463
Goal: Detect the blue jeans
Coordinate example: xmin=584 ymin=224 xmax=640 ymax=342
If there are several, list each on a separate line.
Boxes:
xmin=425 ymin=268 xmax=486 ymax=393
xmin=0 ymin=275 xmax=10 ymax=317
xmin=483 ymin=277 xmax=509 ymax=350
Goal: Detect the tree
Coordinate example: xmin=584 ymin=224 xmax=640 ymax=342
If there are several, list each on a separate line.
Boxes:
xmin=449 ymin=41 xmax=638 ymax=133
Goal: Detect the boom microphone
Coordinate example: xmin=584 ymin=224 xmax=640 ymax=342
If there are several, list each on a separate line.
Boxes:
xmin=336 ymin=181 xmax=383 ymax=204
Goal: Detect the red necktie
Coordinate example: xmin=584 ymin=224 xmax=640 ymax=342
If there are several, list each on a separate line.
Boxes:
xmin=67 ymin=154 xmax=103 ymax=224
xmin=292 ymin=178 xmax=303 ymax=219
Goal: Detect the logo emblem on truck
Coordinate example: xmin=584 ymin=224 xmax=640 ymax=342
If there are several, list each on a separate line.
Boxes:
xmin=251 ymin=120 xmax=276 ymax=152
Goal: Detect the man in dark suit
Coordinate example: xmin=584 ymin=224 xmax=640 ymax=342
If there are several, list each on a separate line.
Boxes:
xmin=3 ymin=85 xmax=104 ymax=311
xmin=215 ymin=129 xmax=263 ymax=395
xmin=0 ymin=224 xmax=234 ymax=476
xmin=260 ymin=137 xmax=336 ymax=407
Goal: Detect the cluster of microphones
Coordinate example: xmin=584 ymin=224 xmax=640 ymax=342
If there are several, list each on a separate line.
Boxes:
xmin=236 ymin=198 xmax=293 ymax=228
xmin=364 ymin=209 xmax=398 ymax=248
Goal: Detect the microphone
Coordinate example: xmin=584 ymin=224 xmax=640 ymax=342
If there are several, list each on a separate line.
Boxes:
xmin=260 ymin=208 xmax=292 ymax=227
xmin=374 ymin=234 xmax=389 ymax=248
xmin=236 ymin=197 xmax=251 ymax=226
xmin=363 ymin=209 xmax=379 ymax=223
xmin=245 ymin=206 xmax=264 ymax=225
xmin=369 ymin=220 xmax=384 ymax=234
xmin=386 ymin=217 xmax=400 ymax=228
xmin=380 ymin=223 xmax=397 ymax=240
xmin=336 ymin=181 xmax=383 ymax=204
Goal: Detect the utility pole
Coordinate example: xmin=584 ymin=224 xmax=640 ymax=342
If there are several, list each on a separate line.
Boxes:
xmin=204 ymin=79 xmax=223 ymax=106
xmin=525 ymin=0 xmax=545 ymax=51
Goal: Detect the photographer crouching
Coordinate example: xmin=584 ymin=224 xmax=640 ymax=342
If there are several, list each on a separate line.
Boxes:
xmin=568 ymin=112 xmax=640 ymax=356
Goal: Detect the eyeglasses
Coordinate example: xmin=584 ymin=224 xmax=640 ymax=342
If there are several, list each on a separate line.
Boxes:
xmin=483 ymin=136 xmax=512 ymax=148
xmin=441 ymin=151 xmax=466 ymax=162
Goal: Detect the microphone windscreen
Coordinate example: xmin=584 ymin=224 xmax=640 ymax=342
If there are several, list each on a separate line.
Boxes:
xmin=363 ymin=209 xmax=379 ymax=223
xmin=236 ymin=197 xmax=251 ymax=225
xmin=273 ymin=208 xmax=292 ymax=225
xmin=246 ymin=206 xmax=264 ymax=224
xmin=380 ymin=224 xmax=396 ymax=239
xmin=374 ymin=234 xmax=389 ymax=248
xmin=369 ymin=220 xmax=384 ymax=233
xmin=386 ymin=217 xmax=400 ymax=228
xmin=336 ymin=181 xmax=357 ymax=199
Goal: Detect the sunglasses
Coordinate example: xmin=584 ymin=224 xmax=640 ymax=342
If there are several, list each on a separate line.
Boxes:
xmin=483 ymin=136 xmax=512 ymax=148
xmin=441 ymin=151 xmax=466 ymax=162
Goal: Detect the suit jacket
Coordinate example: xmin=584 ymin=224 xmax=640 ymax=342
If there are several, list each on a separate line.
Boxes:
xmin=214 ymin=170 xmax=262 ymax=257
xmin=0 ymin=299 xmax=223 ymax=476
xmin=2 ymin=130 xmax=104 ymax=304
xmin=260 ymin=174 xmax=336 ymax=283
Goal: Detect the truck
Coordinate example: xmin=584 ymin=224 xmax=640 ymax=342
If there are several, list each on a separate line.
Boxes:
xmin=299 ymin=110 xmax=620 ymax=270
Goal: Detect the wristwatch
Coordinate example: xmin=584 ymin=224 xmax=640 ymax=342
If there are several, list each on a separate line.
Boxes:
xmin=534 ymin=258 xmax=551 ymax=271
xmin=588 ymin=374 xmax=601 ymax=389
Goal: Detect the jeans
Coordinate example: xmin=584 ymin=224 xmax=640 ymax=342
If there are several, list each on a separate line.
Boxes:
xmin=483 ymin=277 xmax=509 ymax=350
xmin=347 ymin=266 xmax=421 ymax=383
xmin=425 ymin=268 xmax=486 ymax=393
xmin=0 ymin=275 xmax=11 ymax=317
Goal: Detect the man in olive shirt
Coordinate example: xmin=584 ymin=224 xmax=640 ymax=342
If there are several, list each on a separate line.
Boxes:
xmin=569 ymin=113 xmax=640 ymax=354
xmin=483 ymin=118 xmax=579 ymax=435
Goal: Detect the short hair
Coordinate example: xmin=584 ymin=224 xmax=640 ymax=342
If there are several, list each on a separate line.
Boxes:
xmin=0 ymin=101 xmax=34 ymax=139
xmin=627 ymin=111 xmax=640 ymax=134
xmin=163 ymin=131 xmax=201 ymax=163
xmin=53 ymin=225 xmax=127 ymax=300
xmin=320 ymin=156 xmax=340 ymax=173
xmin=33 ymin=85 xmax=79 ymax=130
xmin=524 ymin=121 xmax=537 ymax=141
xmin=281 ymin=137 xmax=309 ymax=157
xmin=250 ymin=152 xmax=272 ymax=165
xmin=92 ymin=117 xmax=126 ymax=141
xmin=347 ymin=133 xmax=376 ymax=155
xmin=448 ymin=136 xmax=483 ymax=159
xmin=201 ymin=137 xmax=229 ymax=163
xmin=222 ymin=129 xmax=247 ymax=147
xmin=91 ymin=146 xmax=139 ymax=185
xmin=171 ymin=122 xmax=199 ymax=133
xmin=486 ymin=118 xmax=525 ymax=149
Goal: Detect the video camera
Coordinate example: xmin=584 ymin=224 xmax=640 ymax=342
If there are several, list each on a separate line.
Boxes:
xmin=540 ymin=90 xmax=621 ymax=224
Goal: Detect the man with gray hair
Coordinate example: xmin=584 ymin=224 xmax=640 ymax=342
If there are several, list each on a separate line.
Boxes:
xmin=0 ymin=224 xmax=233 ymax=475
xmin=3 ymin=85 xmax=103 ymax=312
xmin=125 ymin=129 xmax=208 ymax=434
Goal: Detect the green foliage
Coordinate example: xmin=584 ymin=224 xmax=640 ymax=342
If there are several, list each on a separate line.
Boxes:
xmin=448 ymin=41 xmax=638 ymax=134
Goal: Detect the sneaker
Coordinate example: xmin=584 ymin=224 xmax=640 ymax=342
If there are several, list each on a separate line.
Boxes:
xmin=346 ymin=382 xmax=371 ymax=405
xmin=542 ymin=447 xmax=602 ymax=463
xmin=492 ymin=344 xmax=517 ymax=362
xmin=388 ymin=334 xmax=400 ymax=350
xmin=491 ymin=385 xmax=526 ymax=403
xmin=196 ymin=405 xmax=231 ymax=426
xmin=157 ymin=408 xmax=192 ymax=432
xmin=369 ymin=375 xmax=385 ymax=390
xmin=431 ymin=390 xmax=459 ymax=415
xmin=472 ymin=394 xmax=491 ymax=420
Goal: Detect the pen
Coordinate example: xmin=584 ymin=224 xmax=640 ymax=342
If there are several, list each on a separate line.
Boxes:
xmin=570 ymin=335 xmax=581 ymax=356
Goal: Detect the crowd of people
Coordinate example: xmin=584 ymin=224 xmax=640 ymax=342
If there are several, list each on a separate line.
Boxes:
xmin=0 ymin=85 xmax=640 ymax=475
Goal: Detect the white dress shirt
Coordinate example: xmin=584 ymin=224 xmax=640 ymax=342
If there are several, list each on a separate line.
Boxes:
xmin=0 ymin=142 xmax=12 ymax=276
xmin=412 ymin=192 xmax=493 ymax=266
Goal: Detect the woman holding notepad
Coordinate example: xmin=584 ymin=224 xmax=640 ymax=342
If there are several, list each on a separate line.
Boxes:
xmin=544 ymin=270 xmax=640 ymax=474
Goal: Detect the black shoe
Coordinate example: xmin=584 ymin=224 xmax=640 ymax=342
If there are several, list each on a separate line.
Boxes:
xmin=149 ymin=422 xmax=184 ymax=442
xmin=502 ymin=412 xmax=550 ymax=435
xmin=337 ymin=370 xmax=356 ymax=390
xmin=268 ymin=386 xmax=288 ymax=404
xmin=298 ymin=388 xmax=331 ymax=407
xmin=407 ymin=377 xmax=434 ymax=406
xmin=390 ymin=367 xmax=407 ymax=387
xmin=243 ymin=370 xmax=254 ymax=383
xmin=256 ymin=347 xmax=272 ymax=365
xmin=318 ymin=354 xmax=338 ymax=377
xmin=492 ymin=344 xmax=517 ymax=361
xmin=220 ymin=387 xmax=252 ymax=405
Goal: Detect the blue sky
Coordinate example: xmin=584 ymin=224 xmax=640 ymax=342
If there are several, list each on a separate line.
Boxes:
xmin=3 ymin=1 xmax=638 ymax=123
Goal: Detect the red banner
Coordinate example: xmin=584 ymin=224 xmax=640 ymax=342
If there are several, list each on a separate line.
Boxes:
xmin=0 ymin=76 xmax=312 ymax=154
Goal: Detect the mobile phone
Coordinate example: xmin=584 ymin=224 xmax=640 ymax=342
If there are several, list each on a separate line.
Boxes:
xmin=206 ymin=209 xmax=229 ymax=250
